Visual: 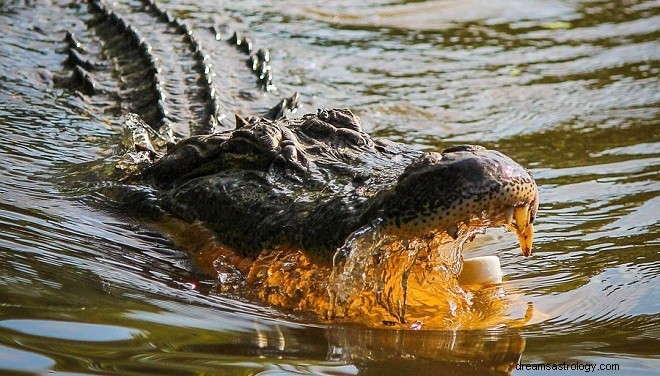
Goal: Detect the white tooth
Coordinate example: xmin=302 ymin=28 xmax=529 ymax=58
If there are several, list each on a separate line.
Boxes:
xmin=505 ymin=207 xmax=514 ymax=225
xmin=513 ymin=205 xmax=530 ymax=232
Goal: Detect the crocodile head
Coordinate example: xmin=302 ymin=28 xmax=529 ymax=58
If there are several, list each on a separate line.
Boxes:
xmin=373 ymin=145 xmax=538 ymax=256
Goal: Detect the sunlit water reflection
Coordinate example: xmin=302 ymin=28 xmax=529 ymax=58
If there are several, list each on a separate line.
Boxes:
xmin=0 ymin=0 xmax=658 ymax=374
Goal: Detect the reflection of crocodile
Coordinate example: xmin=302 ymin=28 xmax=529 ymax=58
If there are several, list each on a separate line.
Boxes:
xmin=56 ymin=0 xmax=538 ymax=326
xmin=202 ymin=323 xmax=526 ymax=375
xmin=327 ymin=325 xmax=526 ymax=375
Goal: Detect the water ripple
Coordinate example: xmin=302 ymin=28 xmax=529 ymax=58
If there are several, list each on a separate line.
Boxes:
xmin=0 ymin=0 xmax=657 ymax=374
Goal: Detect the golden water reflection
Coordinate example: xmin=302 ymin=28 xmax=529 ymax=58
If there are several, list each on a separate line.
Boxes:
xmin=328 ymin=325 xmax=525 ymax=376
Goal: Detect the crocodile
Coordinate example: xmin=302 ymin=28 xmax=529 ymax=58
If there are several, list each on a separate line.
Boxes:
xmin=52 ymin=0 xmax=539 ymax=327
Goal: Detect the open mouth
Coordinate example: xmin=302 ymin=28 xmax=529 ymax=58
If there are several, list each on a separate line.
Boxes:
xmin=231 ymin=197 xmax=537 ymax=330
xmin=324 ymin=201 xmax=537 ymax=328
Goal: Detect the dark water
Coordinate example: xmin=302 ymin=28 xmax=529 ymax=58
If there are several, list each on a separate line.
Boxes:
xmin=0 ymin=0 xmax=658 ymax=375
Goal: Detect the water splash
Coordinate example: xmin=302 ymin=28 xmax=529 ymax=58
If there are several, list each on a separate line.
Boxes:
xmin=328 ymin=219 xmax=487 ymax=326
xmin=152 ymin=204 xmax=528 ymax=329
xmin=217 ymin=209 xmax=535 ymax=329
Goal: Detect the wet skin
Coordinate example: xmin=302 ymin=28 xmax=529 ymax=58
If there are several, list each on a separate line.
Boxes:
xmin=122 ymin=110 xmax=538 ymax=261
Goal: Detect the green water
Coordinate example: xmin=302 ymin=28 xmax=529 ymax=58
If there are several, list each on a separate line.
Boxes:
xmin=0 ymin=0 xmax=658 ymax=375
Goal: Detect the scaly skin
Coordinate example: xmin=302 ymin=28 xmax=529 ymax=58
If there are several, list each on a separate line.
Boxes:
xmin=125 ymin=109 xmax=538 ymax=261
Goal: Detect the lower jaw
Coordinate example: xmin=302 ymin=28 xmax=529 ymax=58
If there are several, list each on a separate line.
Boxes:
xmin=153 ymin=215 xmax=531 ymax=330
xmin=248 ymin=249 xmax=525 ymax=330
xmin=247 ymin=223 xmax=532 ymax=330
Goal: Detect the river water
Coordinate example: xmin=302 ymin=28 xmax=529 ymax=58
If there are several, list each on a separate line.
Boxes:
xmin=0 ymin=0 xmax=658 ymax=375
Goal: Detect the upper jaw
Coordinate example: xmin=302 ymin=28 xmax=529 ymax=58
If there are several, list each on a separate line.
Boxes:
xmin=377 ymin=146 xmax=539 ymax=257
xmin=438 ymin=146 xmax=539 ymax=257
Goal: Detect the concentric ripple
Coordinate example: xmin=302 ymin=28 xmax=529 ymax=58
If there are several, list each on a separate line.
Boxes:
xmin=0 ymin=0 xmax=658 ymax=375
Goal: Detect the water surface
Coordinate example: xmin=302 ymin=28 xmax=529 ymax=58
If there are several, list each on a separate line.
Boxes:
xmin=0 ymin=0 xmax=658 ymax=374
